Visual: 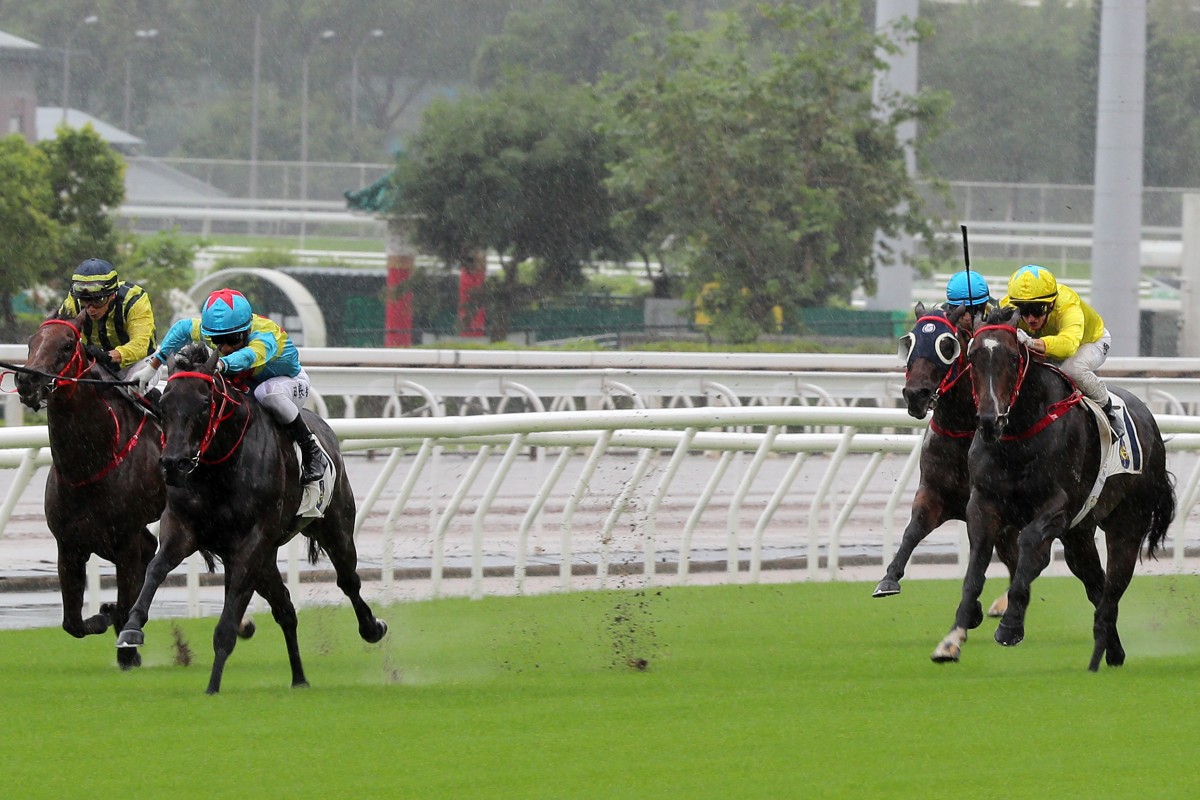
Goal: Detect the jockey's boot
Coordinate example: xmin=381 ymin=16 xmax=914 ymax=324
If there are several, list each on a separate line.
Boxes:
xmin=284 ymin=415 xmax=327 ymax=483
xmin=1102 ymin=397 xmax=1126 ymax=440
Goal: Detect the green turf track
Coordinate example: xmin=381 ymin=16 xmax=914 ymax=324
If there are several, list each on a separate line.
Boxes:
xmin=2 ymin=575 xmax=1199 ymax=799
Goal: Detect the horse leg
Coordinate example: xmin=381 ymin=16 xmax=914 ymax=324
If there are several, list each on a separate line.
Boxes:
xmin=110 ymin=526 xmax=158 ymax=668
xmin=117 ymin=520 xmax=195 ymax=649
xmin=987 ymin=527 xmax=1019 ymax=618
xmin=874 ymin=486 xmax=946 ymax=598
xmin=1061 ymin=526 xmax=1105 ymax=609
xmin=995 ymin=513 xmax=1065 ymax=647
xmin=1089 ymin=536 xmax=1140 ymax=671
xmin=308 ymin=516 xmax=387 ymax=644
xmin=206 ymin=561 xmax=262 ymax=695
xmin=56 ymin=548 xmax=110 ymax=638
xmin=252 ymin=563 xmax=308 ymax=689
xmin=930 ymin=526 xmax=994 ymax=663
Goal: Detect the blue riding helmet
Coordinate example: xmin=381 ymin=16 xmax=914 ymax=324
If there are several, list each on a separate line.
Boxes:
xmin=945 ymin=270 xmax=993 ymax=309
xmin=201 ymin=288 xmax=254 ymax=337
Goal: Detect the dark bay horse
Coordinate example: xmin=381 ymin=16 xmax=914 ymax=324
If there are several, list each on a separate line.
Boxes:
xmin=116 ymin=343 xmax=387 ymax=693
xmin=873 ymin=303 xmax=1018 ymax=615
xmin=14 ymin=312 xmax=162 ymax=669
xmin=933 ymin=307 xmax=1174 ymax=670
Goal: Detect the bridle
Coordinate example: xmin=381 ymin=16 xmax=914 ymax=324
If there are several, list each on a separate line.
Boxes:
xmin=21 ymin=320 xmax=154 ymax=487
xmin=901 ymin=314 xmax=974 ymax=437
xmin=165 ymin=369 xmax=252 ymax=472
xmin=969 ymin=323 xmax=1082 ymax=441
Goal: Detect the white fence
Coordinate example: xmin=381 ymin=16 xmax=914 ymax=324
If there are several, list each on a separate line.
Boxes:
xmin=5 ymin=404 xmax=1200 ymax=619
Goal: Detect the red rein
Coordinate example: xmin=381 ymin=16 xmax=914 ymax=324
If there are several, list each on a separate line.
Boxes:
xmin=969 ymin=323 xmax=1083 ymax=441
xmin=166 ymin=370 xmax=252 ymax=463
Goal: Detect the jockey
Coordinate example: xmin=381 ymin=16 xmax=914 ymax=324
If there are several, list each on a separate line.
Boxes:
xmin=56 ymin=258 xmax=156 ymax=376
xmin=1000 ymin=264 xmax=1124 ymax=438
xmin=129 ymin=288 xmax=327 ymax=484
xmin=943 ymin=270 xmax=994 ymax=333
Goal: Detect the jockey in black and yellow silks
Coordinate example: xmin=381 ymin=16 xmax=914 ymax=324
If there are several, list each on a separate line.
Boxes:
xmin=55 ymin=258 xmax=156 ymax=375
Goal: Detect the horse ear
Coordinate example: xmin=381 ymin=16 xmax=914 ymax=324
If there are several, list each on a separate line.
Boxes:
xmin=1001 ymin=305 xmax=1021 ymax=326
xmin=914 ymin=301 xmax=926 ymax=319
xmin=73 ymin=309 xmax=88 ymax=328
xmin=947 ymin=304 xmax=967 ymax=326
xmin=204 ymin=348 xmax=221 ymax=374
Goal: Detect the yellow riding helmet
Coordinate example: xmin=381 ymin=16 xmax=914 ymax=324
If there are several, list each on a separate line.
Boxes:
xmin=1007 ymin=264 xmax=1058 ymax=303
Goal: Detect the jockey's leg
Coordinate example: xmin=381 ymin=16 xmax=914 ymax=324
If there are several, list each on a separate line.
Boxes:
xmin=255 ymin=373 xmax=326 ymax=483
xmin=1061 ymin=329 xmax=1123 ymax=437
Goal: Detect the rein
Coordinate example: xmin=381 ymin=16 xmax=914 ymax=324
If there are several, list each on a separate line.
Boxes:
xmin=971 ymin=323 xmax=1083 ymax=441
xmin=2 ymin=319 xmax=137 ymax=388
xmin=167 ymin=370 xmax=252 ymax=465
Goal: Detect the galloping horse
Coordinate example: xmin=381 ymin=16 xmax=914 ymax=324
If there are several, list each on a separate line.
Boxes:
xmin=872 ymin=303 xmax=1018 ymax=614
xmin=14 ymin=311 xmax=162 ymax=669
xmin=116 ymin=343 xmax=387 ymax=693
xmin=933 ymin=306 xmax=1175 ymax=670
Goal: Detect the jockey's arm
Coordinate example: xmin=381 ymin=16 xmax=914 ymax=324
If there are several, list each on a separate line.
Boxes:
xmin=112 ymin=292 xmax=156 ymax=369
xmin=219 ymin=330 xmax=278 ymax=374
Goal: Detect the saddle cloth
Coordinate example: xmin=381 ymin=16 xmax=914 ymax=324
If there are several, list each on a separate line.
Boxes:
xmin=1070 ymin=394 xmax=1142 ymax=527
xmin=294 ymin=439 xmax=335 ymax=519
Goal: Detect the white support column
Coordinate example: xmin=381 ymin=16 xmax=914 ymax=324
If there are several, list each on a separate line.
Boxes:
xmin=1180 ymin=194 xmax=1200 ymax=357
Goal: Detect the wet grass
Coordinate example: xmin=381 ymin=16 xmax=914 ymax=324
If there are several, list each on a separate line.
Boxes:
xmin=1 ymin=576 xmax=1198 ymax=798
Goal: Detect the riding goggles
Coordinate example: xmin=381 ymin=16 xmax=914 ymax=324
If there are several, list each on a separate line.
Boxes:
xmin=1013 ymin=301 xmax=1052 ymax=318
xmin=75 ymin=291 xmax=116 ymax=307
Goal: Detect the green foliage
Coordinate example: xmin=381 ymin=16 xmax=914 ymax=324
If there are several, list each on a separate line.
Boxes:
xmin=395 ymin=78 xmax=629 ymax=340
xmin=37 ymin=124 xmax=126 ymax=269
xmin=124 ymin=230 xmax=203 ymax=330
xmin=209 ymin=247 xmax=297 ymax=271
xmin=0 ymin=135 xmax=57 ymax=339
xmin=606 ymin=1 xmax=943 ymax=342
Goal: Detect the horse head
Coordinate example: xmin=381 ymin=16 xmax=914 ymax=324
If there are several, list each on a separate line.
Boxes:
xmin=159 ymin=342 xmax=226 ymax=487
xmin=16 ymin=311 xmax=91 ymax=411
xmin=968 ymin=305 xmax=1027 ymax=442
xmin=899 ymin=302 xmax=970 ymax=420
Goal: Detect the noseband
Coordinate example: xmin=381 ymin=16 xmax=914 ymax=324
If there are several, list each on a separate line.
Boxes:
xmin=165 ymin=370 xmax=251 ymax=469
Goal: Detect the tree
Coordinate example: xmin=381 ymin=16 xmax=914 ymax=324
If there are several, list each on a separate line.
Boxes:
xmin=605 ymin=1 xmax=944 ymax=342
xmin=919 ymin=0 xmax=1095 ymax=183
xmin=394 ymin=78 xmax=628 ymax=340
xmin=37 ymin=124 xmax=126 ymax=272
xmin=0 ymin=135 xmax=57 ymax=340
xmin=124 ymin=230 xmax=204 ymax=331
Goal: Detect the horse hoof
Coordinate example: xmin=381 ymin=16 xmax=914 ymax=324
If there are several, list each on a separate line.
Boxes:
xmin=118 ymin=649 xmax=143 ymax=670
xmin=116 ymin=629 xmax=144 ymax=649
xmin=237 ymin=619 xmax=257 ymax=640
xmin=930 ymin=647 xmax=960 ymax=664
xmin=872 ymin=579 xmax=901 ymax=598
xmin=366 ymin=619 xmax=388 ymax=644
xmin=994 ymin=623 xmax=1024 ymax=647
xmin=986 ymin=594 xmax=1009 ymax=618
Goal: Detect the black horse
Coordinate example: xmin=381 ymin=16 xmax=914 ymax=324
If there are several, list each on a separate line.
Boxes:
xmin=933 ymin=307 xmax=1175 ymax=670
xmin=14 ymin=312 xmax=162 ymax=669
xmin=873 ymin=303 xmax=1018 ymax=615
xmin=116 ymin=343 xmax=387 ymax=693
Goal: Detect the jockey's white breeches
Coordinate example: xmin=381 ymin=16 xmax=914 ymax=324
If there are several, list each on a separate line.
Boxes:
xmin=254 ymin=368 xmax=312 ymax=425
xmin=1058 ymin=328 xmax=1112 ymax=405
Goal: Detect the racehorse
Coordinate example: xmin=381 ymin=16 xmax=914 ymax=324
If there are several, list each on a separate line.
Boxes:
xmin=116 ymin=342 xmax=387 ymax=693
xmin=873 ymin=303 xmax=1018 ymax=615
xmin=933 ymin=306 xmax=1175 ymax=670
xmin=14 ymin=311 xmax=162 ymax=670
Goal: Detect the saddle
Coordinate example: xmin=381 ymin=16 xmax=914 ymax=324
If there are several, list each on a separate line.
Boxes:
xmin=1070 ymin=395 xmax=1142 ymax=527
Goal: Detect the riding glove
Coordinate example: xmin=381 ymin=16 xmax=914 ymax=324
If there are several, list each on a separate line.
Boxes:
xmin=129 ymin=362 xmax=159 ymax=392
xmin=84 ymin=344 xmax=113 ymax=367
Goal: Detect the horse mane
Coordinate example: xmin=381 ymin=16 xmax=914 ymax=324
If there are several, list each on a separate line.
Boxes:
xmin=984 ymin=305 xmax=1020 ymax=326
xmin=174 ymin=342 xmax=211 ymax=371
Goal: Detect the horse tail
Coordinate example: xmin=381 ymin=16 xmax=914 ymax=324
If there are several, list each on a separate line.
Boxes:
xmin=199 ymin=549 xmax=217 ymax=573
xmin=1143 ymin=469 xmax=1177 ymax=561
